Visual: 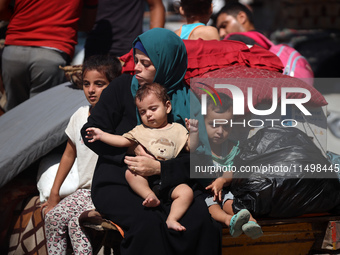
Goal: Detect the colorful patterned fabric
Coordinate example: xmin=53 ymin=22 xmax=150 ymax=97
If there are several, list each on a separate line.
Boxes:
xmin=8 ymin=196 xmax=47 ymax=255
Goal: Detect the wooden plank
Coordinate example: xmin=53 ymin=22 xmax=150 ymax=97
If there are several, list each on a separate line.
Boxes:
xmin=221 ymin=222 xmax=325 ymax=255
xmin=222 ymin=242 xmax=314 ymax=255
xmin=257 ymin=214 xmax=339 ymax=225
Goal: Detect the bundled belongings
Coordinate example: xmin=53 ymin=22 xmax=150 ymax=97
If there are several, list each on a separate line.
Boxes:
xmin=120 ymin=39 xmax=285 ymax=83
xmin=231 ymin=126 xmax=340 ymax=218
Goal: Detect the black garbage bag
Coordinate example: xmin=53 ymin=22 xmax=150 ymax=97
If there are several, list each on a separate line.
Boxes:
xmin=231 ymin=126 xmax=340 ymax=218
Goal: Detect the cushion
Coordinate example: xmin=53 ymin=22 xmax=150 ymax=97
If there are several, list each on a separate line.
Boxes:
xmin=36 ymin=153 xmax=79 ymax=202
xmin=0 ymin=82 xmax=88 ymax=188
xmin=190 ymin=65 xmax=327 ymax=114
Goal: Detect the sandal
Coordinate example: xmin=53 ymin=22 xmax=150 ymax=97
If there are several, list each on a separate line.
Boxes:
xmin=229 ymin=209 xmax=250 ymax=237
xmin=242 ymin=221 xmax=263 ymax=239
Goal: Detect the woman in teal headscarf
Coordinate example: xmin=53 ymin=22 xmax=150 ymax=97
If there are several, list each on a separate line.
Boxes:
xmin=81 ymin=28 xmax=221 ymax=255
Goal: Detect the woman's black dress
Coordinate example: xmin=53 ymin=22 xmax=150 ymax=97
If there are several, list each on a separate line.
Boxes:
xmin=81 ymin=74 xmax=222 ymax=255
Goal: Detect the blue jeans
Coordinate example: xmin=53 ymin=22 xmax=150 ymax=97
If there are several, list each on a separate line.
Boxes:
xmin=2 ymin=45 xmax=68 ymax=111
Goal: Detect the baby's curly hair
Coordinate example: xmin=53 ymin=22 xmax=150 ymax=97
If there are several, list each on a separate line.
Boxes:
xmin=135 ymin=83 xmax=170 ymax=105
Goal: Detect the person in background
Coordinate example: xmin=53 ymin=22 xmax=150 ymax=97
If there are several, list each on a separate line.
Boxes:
xmin=175 ymin=0 xmax=220 ymax=40
xmin=215 ymin=1 xmax=256 ymax=42
xmin=42 ymin=55 xmax=121 ymax=254
xmin=215 ymin=1 xmax=314 ymax=85
xmin=84 ymin=0 xmax=165 ymax=59
xmin=0 ymin=0 xmax=97 ymax=111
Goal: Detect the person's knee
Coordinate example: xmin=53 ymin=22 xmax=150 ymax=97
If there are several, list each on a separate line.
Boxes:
xmin=44 ymin=206 xmax=70 ymax=227
xmin=44 ymin=210 xmax=61 ymax=230
xmin=68 ymin=217 xmax=80 ymax=235
xmin=44 ymin=211 xmax=53 ymax=225
xmin=222 ymin=199 xmax=234 ymax=214
xmin=131 ymin=210 xmax=162 ymax=236
xmin=172 ymin=184 xmax=193 ymax=202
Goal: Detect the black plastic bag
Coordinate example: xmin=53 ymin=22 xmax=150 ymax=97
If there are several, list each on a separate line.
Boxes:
xmin=231 ymin=126 xmax=340 ymax=218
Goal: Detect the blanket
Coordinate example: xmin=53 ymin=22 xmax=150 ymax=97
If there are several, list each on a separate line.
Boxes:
xmin=8 ymin=196 xmax=47 ymax=255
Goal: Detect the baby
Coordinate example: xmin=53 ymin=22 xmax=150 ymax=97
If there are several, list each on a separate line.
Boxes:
xmin=86 ymin=82 xmax=198 ymax=231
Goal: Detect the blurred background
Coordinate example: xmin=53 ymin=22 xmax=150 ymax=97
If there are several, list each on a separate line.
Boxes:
xmin=1 ymin=0 xmax=339 ymax=154
xmin=158 ymin=0 xmax=340 ymax=155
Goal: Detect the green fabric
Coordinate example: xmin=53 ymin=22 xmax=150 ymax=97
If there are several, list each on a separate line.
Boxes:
xmin=130 ymin=28 xmax=211 ymax=156
xmin=198 ymin=141 xmax=240 ymax=187
xmin=131 ymin=28 xmax=188 ymax=125
xmin=212 ymin=141 xmax=240 ymax=167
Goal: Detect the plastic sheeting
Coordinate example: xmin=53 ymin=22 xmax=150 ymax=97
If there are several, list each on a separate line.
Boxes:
xmin=231 ymin=126 xmax=340 ymax=218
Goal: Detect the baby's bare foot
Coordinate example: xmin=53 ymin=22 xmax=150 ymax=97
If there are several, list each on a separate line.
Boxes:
xmin=166 ymin=219 xmax=186 ymax=231
xmin=142 ymin=193 xmax=160 ymax=207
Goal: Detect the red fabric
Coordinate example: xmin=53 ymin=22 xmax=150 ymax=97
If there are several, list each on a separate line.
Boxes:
xmin=190 ymin=65 xmax=327 ymax=114
xmin=183 ymin=40 xmax=283 ymax=85
xmin=119 ymin=48 xmax=135 ymax=75
xmin=120 ymin=39 xmax=284 ymax=84
xmin=5 ymin=0 xmax=98 ymax=58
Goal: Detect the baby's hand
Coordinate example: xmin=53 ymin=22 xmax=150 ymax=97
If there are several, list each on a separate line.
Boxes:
xmin=85 ymin=127 xmax=103 ymax=142
xmin=185 ymin=118 xmax=199 ymax=133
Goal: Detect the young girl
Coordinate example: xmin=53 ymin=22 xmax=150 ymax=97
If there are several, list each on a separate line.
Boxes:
xmin=86 ymin=82 xmax=198 ymax=232
xmin=42 ymin=55 xmax=121 ymax=254
xmin=174 ymin=0 xmax=220 ymax=40
xmin=203 ymin=93 xmax=263 ymax=239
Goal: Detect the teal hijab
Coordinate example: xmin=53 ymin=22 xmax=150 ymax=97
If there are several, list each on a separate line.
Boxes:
xmin=131 ymin=28 xmax=211 ymax=156
xmin=131 ymin=28 xmax=189 ymax=125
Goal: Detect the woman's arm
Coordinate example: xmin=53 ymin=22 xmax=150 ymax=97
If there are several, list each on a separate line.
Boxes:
xmin=81 ymin=75 xmax=137 ymax=163
xmin=123 ymin=152 xmax=191 ymax=187
xmin=41 ymin=139 xmax=76 ymax=215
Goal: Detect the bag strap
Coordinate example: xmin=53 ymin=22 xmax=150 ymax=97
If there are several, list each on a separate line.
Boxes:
xmin=275 ymin=45 xmax=286 ymax=57
xmin=284 ymin=50 xmax=298 ymax=75
xmin=290 ymin=55 xmax=306 ymax=76
xmin=225 ymin=31 xmax=274 ymax=48
xmin=188 ymin=25 xmax=205 ymax=39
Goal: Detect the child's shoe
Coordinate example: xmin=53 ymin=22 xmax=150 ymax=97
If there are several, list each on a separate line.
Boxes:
xmin=229 ymin=209 xmax=250 ymax=237
xmin=242 ymin=221 xmax=263 ymax=239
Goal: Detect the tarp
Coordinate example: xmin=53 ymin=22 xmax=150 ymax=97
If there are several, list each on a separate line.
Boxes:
xmin=231 ymin=126 xmax=340 ymax=218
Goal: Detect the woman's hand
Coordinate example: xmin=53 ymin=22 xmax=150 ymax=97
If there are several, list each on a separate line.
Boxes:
xmin=124 ymin=155 xmax=161 ymax=177
xmin=40 ymin=193 xmax=61 ymax=216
